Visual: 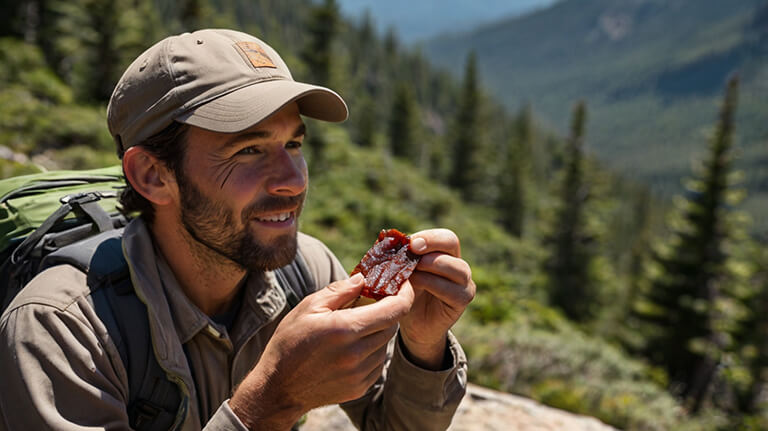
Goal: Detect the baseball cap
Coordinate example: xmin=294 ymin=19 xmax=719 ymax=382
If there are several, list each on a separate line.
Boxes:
xmin=107 ymin=28 xmax=348 ymax=152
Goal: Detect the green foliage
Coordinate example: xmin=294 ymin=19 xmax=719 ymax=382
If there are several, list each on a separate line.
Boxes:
xmin=542 ymin=102 xmax=601 ymax=322
xmin=43 ymin=0 xmax=162 ymax=102
xmin=301 ymin=0 xmax=339 ymax=87
xmin=448 ymin=51 xmax=484 ymax=201
xmin=424 ymin=0 xmax=768 ymax=236
xmin=0 ymin=159 xmax=42 ymax=179
xmin=388 ymin=82 xmax=419 ymax=160
xmin=0 ymin=38 xmax=110 ymax=157
xmin=301 ymin=122 xmax=519 ymax=273
xmin=352 ymin=95 xmax=377 ymax=148
xmin=3 ymin=1 xmax=766 ymax=428
xmin=496 ymin=106 xmax=533 ymax=237
xmin=635 ymin=77 xmax=750 ymax=412
xmin=454 ymin=316 xmax=728 ymax=431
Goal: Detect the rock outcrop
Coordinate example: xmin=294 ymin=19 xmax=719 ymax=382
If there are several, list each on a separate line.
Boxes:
xmin=300 ymin=383 xmax=618 ymax=430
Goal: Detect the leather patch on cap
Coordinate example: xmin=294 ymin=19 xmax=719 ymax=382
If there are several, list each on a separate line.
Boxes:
xmin=235 ymin=42 xmax=277 ymax=69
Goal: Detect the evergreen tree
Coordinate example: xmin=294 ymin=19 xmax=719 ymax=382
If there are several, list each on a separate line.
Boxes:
xmin=635 ymin=77 xmax=743 ymax=412
xmin=180 ymin=0 xmax=216 ymax=31
xmin=350 ymin=9 xmax=375 ymax=78
xmin=355 ymin=95 xmax=377 ymax=148
xmin=542 ymin=101 xmax=598 ymax=322
xmin=388 ymin=82 xmax=418 ymax=160
xmin=497 ymin=105 xmax=533 ymax=237
xmin=449 ymin=51 xmax=482 ymax=200
xmin=729 ymin=245 xmax=768 ymax=420
xmin=36 ymin=0 xmax=161 ymax=102
xmin=301 ymin=0 xmax=339 ymax=86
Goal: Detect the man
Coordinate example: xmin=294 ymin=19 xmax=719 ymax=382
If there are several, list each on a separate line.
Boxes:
xmin=0 ymin=29 xmax=474 ymax=430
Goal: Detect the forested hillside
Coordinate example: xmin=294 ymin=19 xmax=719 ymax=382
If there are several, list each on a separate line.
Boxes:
xmin=2 ymin=0 xmax=768 ymax=429
xmin=425 ymin=0 xmax=768 ymax=236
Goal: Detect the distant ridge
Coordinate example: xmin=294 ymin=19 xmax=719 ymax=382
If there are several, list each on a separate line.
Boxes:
xmin=424 ymin=0 xmax=768 ymax=236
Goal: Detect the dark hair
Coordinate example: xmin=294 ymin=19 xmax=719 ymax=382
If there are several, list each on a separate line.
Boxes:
xmin=118 ymin=121 xmax=189 ymax=224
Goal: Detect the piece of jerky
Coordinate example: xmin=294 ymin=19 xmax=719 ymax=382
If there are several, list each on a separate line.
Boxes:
xmin=351 ymin=229 xmax=421 ymax=300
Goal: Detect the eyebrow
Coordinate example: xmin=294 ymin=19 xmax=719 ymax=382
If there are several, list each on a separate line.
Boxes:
xmin=222 ymin=123 xmax=306 ymax=150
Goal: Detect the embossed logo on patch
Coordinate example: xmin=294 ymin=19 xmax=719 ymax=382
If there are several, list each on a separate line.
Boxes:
xmin=235 ymin=41 xmax=277 ymax=69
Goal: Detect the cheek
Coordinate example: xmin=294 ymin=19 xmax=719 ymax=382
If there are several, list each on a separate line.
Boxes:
xmin=219 ymin=165 xmax=268 ymax=201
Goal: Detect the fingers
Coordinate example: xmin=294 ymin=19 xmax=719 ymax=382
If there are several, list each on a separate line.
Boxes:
xmin=357 ymin=324 xmax=398 ymax=361
xmin=410 ymin=228 xmax=461 ymax=258
xmin=340 ymin=342 xmax=389 ymax=402
xmin=410 ymin=253 xmax=476 ymax=310
xmin=312 ymin=273 xmax=365 ymax=311
xmin=415 ymin=253 xmax=472 ymax=287
xmin=409 ymin=271 xmax=475 ymax=312
xmin=340 ymin=281 xmax=414 ymax=336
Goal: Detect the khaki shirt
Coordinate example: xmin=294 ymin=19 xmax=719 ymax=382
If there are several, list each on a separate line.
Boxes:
xmin=0 ymin=218 xmax=467 ymax=430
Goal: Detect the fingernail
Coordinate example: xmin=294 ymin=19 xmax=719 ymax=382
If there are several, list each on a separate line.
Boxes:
xmin=350 ymin=273 xmax=364 ymax=285
xmin=411 ymin=237 xmax=426 ymax=253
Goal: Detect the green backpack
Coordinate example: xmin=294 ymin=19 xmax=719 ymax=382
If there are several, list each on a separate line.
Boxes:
xmin=0 ymin=166 xmax=312 ymax=430
xmin=0 ymin=165 xmax=129 ymax=307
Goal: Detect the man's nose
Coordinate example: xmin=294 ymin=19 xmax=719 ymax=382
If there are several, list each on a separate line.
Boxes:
xmin=266 ymin=149 xmax=307 ymax=196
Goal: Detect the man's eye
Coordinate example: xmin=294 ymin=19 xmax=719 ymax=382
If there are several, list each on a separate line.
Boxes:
xmin=236 ymin=146 xmax=262 ymax=155
xmin=286 ymin=140 xmax=303 ymax=150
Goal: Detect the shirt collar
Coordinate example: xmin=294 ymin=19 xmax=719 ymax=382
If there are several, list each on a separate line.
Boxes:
xmin=123 ymin=218 xmax=290 ymax=346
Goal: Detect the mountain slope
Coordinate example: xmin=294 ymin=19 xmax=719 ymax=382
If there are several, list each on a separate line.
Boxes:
xmin=336 ymin=0 xmax=555 ymax=42
xmin=424 ymin=0 xmax=768 ymax=235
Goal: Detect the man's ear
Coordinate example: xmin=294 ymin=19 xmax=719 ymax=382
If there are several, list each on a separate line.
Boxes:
xmin=122 ymin=147 xmax=177 ymax=206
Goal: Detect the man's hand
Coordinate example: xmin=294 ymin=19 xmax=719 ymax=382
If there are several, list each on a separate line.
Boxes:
xmin=399 ymin=229 xmax=476 ymax=370
xmin=229 ymin=273 xmax=414 ymax=430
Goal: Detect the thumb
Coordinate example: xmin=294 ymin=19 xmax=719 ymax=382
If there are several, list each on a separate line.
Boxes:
xmin=313 ymin=273 xmax=365 ymax=311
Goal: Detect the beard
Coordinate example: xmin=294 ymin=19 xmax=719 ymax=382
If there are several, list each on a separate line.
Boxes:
xmin=176 ymin=173 xmax=305 ymax=272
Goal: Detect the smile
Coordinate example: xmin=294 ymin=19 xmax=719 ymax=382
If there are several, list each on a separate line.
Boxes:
xmin=255 ymin=212 xmax=293 ymax=223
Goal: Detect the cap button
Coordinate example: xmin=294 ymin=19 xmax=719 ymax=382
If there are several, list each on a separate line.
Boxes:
xmin=196 ymin=39 xmax=203 ymax=45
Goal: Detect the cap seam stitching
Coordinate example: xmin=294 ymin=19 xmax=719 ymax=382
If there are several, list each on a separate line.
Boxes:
xmin=164 ymin=36 xmax=183 ymax=113
xmin=178 ymin=77 xmax=290 ymax=116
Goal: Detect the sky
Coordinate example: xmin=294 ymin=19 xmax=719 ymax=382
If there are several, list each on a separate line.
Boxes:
xmin=336 ymin=0 xmax=557 ymax=43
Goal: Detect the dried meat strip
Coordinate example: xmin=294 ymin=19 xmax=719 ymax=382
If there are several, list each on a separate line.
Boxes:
xmin=351 ymin=229 xmax=421 ymax=300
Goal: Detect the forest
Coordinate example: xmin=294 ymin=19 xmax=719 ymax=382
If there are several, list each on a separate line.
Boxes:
xmin=1 ymin=0 xmax=767 ymax=429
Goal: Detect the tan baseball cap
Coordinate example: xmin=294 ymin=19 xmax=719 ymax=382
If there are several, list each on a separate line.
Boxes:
xmin=107 ymin=29 xmax=348 ymax=152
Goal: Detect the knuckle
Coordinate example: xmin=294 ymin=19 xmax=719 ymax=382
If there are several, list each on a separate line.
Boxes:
xmin=337 ymin=354 xmax=358 ymax=371
xmin=463 ymin=280 xmax=477 ymax=305
xmin=326 ymin=278 xmax=350 ymax=293
xmin=438 ymin=228 xmax=458 ymax=241
xmin=446 ymin=258 xmax=472 ymax=288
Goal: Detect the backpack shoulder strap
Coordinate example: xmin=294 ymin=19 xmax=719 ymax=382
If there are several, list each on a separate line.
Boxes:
xmin=273 ymin=250 xmax=315 ymax=308
xmin=86 ymin=237 xmax=183 ymax=431
xmin=86 ymin=240 xmax=315 ymax=430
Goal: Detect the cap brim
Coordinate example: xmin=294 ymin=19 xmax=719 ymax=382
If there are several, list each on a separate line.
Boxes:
xmin=175 ymin=80 xmax=348 ymax=133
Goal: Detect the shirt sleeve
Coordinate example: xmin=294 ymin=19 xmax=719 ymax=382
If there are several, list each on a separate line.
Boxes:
xmin=339 ymin=331 xmax=467 ymax=430
xmin=0 ymin=299 xmax=132 ymax=430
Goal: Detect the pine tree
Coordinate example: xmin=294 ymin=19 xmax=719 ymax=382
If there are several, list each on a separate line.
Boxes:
xmin=350 ymin=9 xmax=375 ymax=79
xmin=635 ymin=77 xmax=743 ymax=412
xmin=388 ymin=82 xmax=418 ymax=160
xmin=354 ymin=95 xmax=377 ymax=148
xmin=36 ymin=0 xmax=161 ymax=102
xmin=449 ymin=51 xmax=482 ymax=200
xmin=728 ymin=244 xmax=768 ymax=419
xmin=301 ymin=0 xmax=339 ymax=86
xmin=180 ymin=0 xmax=216 ymax=31
xmin=497 ymin=105 xmax=533 ymax=237
xmin=542 ymin=101 xmax=598 ymax=322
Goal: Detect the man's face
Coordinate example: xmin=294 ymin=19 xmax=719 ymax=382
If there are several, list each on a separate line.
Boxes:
xmin=175 ymin=103 xmax=308 ymax=271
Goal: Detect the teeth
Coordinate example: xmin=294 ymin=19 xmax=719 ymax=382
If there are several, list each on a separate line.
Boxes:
xmin=258 ymin=212 xmax=291 ymax=222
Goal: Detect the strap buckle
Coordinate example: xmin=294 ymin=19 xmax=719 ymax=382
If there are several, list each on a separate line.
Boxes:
xmin=60 ymin=190 xmax=117 ymax=205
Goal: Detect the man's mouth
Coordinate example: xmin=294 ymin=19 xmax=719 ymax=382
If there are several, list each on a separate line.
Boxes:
xmin=254 ymin=211 xmax=294 ymax=223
